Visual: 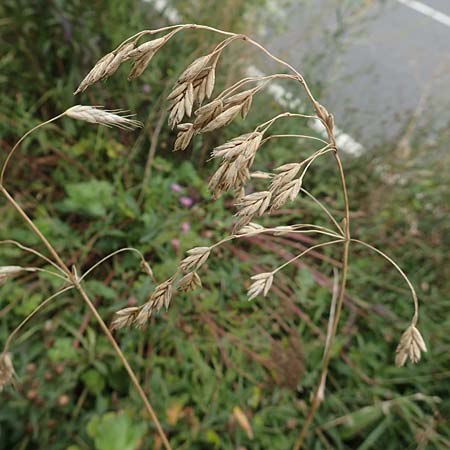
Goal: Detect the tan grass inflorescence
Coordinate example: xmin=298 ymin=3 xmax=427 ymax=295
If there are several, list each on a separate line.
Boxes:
xmin=2 ymin=22 xmax=427 ymax=450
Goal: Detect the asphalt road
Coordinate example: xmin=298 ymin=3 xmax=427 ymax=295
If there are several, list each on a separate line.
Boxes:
xmin=261 ymin=0 xmax=450 ymax=149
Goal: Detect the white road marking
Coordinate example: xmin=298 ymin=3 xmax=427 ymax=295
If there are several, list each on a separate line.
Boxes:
xmin=149 ymin=0 xmax=365 ymax=156
xmin=397 ymin=0 xmax=450 ymax=27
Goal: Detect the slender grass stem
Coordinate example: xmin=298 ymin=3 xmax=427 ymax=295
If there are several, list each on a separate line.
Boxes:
xmin=273 ymin=240 xmax=344 ymax=274
xmin=0 ymin=240 xmax=67 ymax=275
xmin=1 ymin=286 xmax=74 ymax=355
xmin=79 ymin=247 xmax=148 ymax=282
xmin=0 ymin=113 xmax=65 ymax=185
xmin=350 ymin=238 xmax=418 ymax=323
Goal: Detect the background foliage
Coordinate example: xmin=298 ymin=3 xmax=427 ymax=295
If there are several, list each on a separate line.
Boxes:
xmin=0 ymin=0 xmax=449 ymax=449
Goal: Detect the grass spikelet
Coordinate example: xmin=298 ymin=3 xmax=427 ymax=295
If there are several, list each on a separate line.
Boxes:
xmin=65 ymin=106 xmax=143 ymax=130
xmin=180 ymin=247 xmax=211 ymax=272
xmin=0 ymin=353 xmax=15 ymax=391
xmin=177 ymin=272 xmax=202 ymax=292
xmin=247 ymin=272 xmax=274 ymax=300
xmin=111 ymin=306 xmax=140 ymax=330
xmin=395 ymin=325 xmax=427 ymax=367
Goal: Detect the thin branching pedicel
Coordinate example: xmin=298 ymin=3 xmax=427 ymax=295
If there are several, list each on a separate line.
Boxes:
xmin=2 ymin=23 xmax=426 ymax=450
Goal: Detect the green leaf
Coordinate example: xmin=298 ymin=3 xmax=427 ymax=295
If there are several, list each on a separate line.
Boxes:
xmin=48 ymin=337 xmax=79 ymax=362
xmin=81 ymin=369 xmax=105 ymax=395
xmin=87 ymin=412 xmax=146 ymax=450
xmin=59 ymin=180 xmax=115 ymax=217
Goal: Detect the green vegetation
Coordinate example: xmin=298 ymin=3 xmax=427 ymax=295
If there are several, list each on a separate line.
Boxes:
xmin=0 ymin=1 xmax=449 ymax=449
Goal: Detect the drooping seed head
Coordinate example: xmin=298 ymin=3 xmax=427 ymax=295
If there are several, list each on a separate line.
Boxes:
xmin=247 ymin=272 xmax=274 ymax=300
xmin=395 ymin=325 xmax=427 ymax=367
xmin=74 ymin=43 xmax=135 ymax=95
xmin=140 ymin=260 xmax=154 ymax=279
xmin=74 ymin=52 xmax=115 ymax=95
xmin=167 ymin=52 xmax=220 ymax=128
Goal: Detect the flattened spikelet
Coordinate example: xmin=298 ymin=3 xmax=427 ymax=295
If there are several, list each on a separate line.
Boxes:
xmin=395 ymin=325 xmax=427 ymax=367
xmin=270 ymin=179 xmax=302 ymax=210
xmin=236 ymin=191 xmax=272 ymax=217
xmin=167 ymin=52 xmax=219 ymax=128
xmin=178 ymin=272 xmax=202 ymax=292
xmin=134 ymin=281 xmax=173 ymax=329
xmin=200 ymin=104 xmax=243 ymax=133
xmin=74 ymin=52 xmax=115 ymax=94
xmin=65 ymin=106 xmax=143 ymax=130
xmin=180 ymin=247 xmax=211 ymax=272
xmin=174 ymin=123 xmax=195 ymax=151
xmin=111 ymin=306 xmax=140 ymax=330
xmin=247 ymin=272 xmax=274 ymax=300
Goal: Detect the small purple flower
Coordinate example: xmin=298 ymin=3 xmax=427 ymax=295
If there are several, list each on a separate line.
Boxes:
xmin=179 ymin=196 xmax=194 ymax=208
xmin=171 ymin=239 xmax=180 ymax=251
xmin=142 ymin=84 xmax=151 ymax=94
xmin=170 ymin=183 xmax=183 ymax=193
xmin=180 ymin=222 xmax=190 ymax=234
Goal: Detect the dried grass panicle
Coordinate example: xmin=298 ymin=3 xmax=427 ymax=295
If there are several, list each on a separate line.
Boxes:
xmin=74 ymin=43 xmax=135 ymax=95
xmin=395 ymin=325 xmax=427 ymax=367
xmin=65 ymin=106 xmax=143 ymax=130
xmin=247 ymin=272 xmax=274 ymax=300
xmin=232 ymin=191 xmax=272 ymax=232
xmin=75 ymin=32 xmax=176 ymax=93
xmin=197 ymin=104 xmax=243 ymax=134
xmin=111 ymin=306 xmax=140 ymax=330
xmin=177 ymin=271 xmax=202 ymax=292
xmin=180 ymin=247 xmax=211 ymax=272
xmin=167 ymin=52 xmax=219 ymax=129
xmin=273 ymin=225 xmax=295 ymax=235
xmin=0 ymin=353 xmax=15 ymax=391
